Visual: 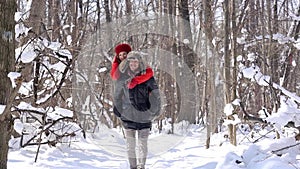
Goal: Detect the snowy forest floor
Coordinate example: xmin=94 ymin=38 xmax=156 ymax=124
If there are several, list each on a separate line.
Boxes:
xmin=7 ymin=123 xmax=300 ymax=169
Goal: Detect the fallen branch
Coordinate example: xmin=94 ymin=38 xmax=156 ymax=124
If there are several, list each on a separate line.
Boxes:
xmin=271 ymin=142 xmax=300 ymax=154
xmin=239 ymin=101 xmax=266 ymax=123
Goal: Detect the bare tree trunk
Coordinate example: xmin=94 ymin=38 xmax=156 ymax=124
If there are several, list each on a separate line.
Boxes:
xmin=203 ymin=0 xmax=218 ymax=148
xmin=27 ymin=0 xmax=46 ymax=104
xmin=281 ymin=3 xmax=300 ymax=90
xmin=203 ymin=24 xmax=210 ymax=148
xmin=223 ymin=0 xmax=234 ymax=145
xmin=223 ymin=0 xmax=230 ymax=104
xmin=168 ymin=0 xmax=177 ymax=133
xmin=27 ymin=0 xmax=46 ymax=36
xmin=177 ymin=0 xmax=197 ymax=124
xmin=52 ymin=0 xmax=61 ymax=41
xmin=125 ymin=0 xmax=132 ymax=15
xmin=125 ymin=0 xmax=133 ymax=43
xmin=103 ymin=0 xmax=113 ymax=47
xmin=269 ymin=0 xmax=279 ymax=83
xmin=231 ymin=0 xmax=238 ymax=146
xmin=0 ymin=1 xmax=16 ymax=168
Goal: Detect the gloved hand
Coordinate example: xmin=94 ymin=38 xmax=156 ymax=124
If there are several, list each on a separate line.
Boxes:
xmin=118 ymin=59 xmax=128 ymax=73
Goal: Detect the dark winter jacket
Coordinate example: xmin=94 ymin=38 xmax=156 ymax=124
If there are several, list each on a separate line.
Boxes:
xmin=113 ymin=74 xmax=161 ymax=130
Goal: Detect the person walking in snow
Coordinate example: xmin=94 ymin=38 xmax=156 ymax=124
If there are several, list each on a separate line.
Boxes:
xmin=112 ymin=51 xmax=161 ymax=169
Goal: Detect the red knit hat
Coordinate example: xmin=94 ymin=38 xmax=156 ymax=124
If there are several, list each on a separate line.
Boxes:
xmin=115 ymin=43 xmax=132 ymax=56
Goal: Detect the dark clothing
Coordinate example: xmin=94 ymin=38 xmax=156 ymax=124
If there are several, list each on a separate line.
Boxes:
xmin=122 ymin=119 xmax=152 ymax=130
xmin=113 ymin=74 xmax=161 ymax=130
xmin=111 ymin=51 xmax=160 ymax=169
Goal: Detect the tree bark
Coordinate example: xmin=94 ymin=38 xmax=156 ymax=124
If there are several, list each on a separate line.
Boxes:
xmin=230 ymin=0 xmax=238 ymax=146
xmin=0 ymin=1 xmax=16 ymax=168
xmin=0 ymin=119 xmax=13 ymax=169
xmin=27 ymin=0 xmax=46 ymax=36
xmin=223 ymin=0 xmax=231 ymax=104
xmin=27 ymin=0 xmax=46 ymax=103
xmin=223 ymin=0 xmax=234 ymax=146
xmin=177 ymin=0 xmax=197 ymax=124
xmin=104 ymin=0 xmax=113 ymax=47
xmin=51 ymin=0 xmax=61 ymax=41
xmin=203 ymin=0 xmax=218 ymax=148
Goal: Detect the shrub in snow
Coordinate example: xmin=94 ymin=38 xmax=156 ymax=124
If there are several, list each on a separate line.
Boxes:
xmin=10 ymin=103 xmax=84 ymax=149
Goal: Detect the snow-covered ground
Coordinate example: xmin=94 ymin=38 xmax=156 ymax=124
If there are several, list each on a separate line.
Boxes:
xmin=7 ymin=123 xmax=300 ymax=169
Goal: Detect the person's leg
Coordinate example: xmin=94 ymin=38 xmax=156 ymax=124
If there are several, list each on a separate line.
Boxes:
xmin=137 ymin=128 xmax=150 ymax=169
xmin=125 ymin=129 xmax=137 ymax=169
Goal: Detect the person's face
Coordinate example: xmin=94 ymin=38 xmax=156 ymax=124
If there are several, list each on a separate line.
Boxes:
xmin=129 ymin=59 xmax=139 ymax=72
xmin=118 ymin=51 xmax=127 ymax=61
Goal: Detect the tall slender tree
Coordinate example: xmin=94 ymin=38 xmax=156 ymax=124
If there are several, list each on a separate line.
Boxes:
xmin=202 ymin=0 xmax=218 ymax=148
xmin=177 ymin=0 xmax=197 ymax=124
xmin=0 ymin=1 xmax=16 ymax=168
xmin=223 ymin=0 xmax=235 ymax=145
xmin=27 ymin=0 xmax=46 ymax=103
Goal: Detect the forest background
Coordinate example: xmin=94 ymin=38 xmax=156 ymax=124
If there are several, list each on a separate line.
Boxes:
xmin=1 ymin=0 xmax=300 ymax=168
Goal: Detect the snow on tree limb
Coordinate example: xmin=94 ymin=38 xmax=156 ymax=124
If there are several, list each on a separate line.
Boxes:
xmin=241 ymin=66 xmax=300 ymax=104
